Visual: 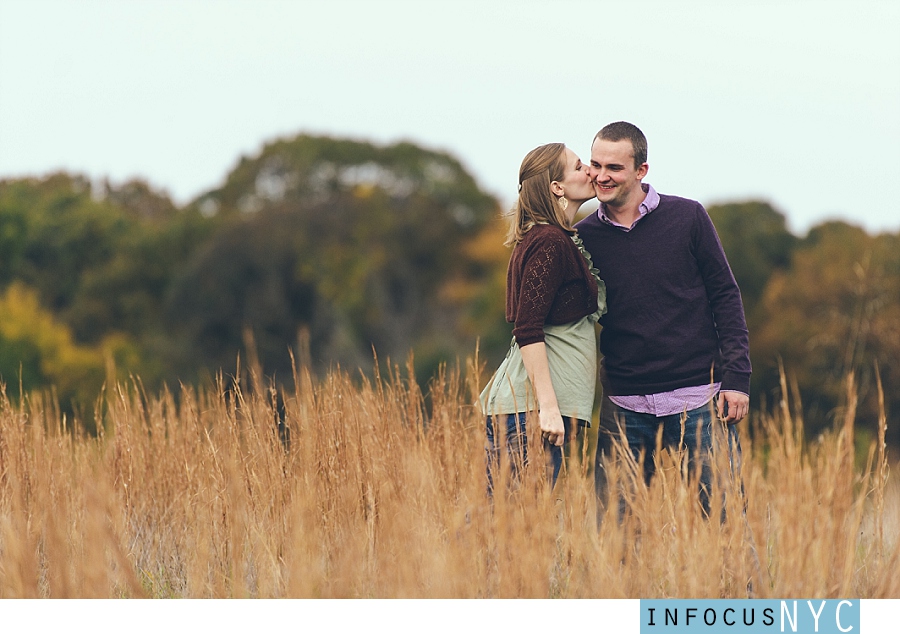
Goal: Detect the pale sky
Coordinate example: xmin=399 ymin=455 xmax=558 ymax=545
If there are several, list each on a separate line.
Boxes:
xmin=1 ymin=0 xmax=898 ymax=234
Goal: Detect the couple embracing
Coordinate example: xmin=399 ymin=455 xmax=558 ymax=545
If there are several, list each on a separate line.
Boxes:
xmin=480 ymin=122 xmax=751 ymax=518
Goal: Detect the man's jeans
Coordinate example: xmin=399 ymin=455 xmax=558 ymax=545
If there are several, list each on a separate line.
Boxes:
xmin=594 ymin=397 xmax=742 ymax=520
xmin=485 ymin=413 xmax=583 ymax=494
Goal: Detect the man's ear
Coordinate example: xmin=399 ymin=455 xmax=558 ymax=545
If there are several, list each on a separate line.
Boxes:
xmin=637 ymin=162 xmax=649 ymax=180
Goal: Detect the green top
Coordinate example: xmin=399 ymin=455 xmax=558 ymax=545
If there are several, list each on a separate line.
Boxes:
xmin=479 ymin=232 xmax=604 ymax=422
xmin=478 ymin=314 xmax=597 ymax=423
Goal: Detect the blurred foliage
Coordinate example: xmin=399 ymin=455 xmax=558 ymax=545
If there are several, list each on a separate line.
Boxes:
xmin=0 ymin=282 xmax=104 ymax=412
xmin=0 ymin=137 xmax=897 ymax=445
xmin=707 ymin=201 xmax=798 ymax=312
xmin=750 ymin=222 xmax=900 ymax=441
xmin=708 ymin=205 xmax=899 ymax=444
xmin=0 ymin=135 xmax=508 ymax=398
xmin=0 ymin=173 xmax=215 ymax=391
xmin=167 ymin=134 xmax=504 ymax=383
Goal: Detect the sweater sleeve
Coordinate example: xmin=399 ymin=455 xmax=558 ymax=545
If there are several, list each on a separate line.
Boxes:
xmin=692 ymin=204 xmax=752 ymax=394
xmin=511 ymin=235 xmax=566 ymax=347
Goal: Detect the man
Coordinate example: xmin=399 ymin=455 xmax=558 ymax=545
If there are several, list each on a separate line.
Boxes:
xmin=574 ymin=121 xmax=751 ymax=518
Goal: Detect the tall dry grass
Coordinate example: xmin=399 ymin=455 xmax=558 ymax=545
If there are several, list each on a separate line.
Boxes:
xmin=0 ymin=356 xmax=897 ymax=598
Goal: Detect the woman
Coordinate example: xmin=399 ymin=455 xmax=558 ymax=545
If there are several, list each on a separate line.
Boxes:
xmin=480 ymin=142 xmax=606 ymax=490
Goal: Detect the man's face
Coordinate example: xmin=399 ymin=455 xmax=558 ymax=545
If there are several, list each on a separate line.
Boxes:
xmin=587 ymin=138 xmax=648 ymax=208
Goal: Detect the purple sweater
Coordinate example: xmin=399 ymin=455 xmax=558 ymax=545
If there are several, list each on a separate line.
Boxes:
xmin=575 ymin=193 xmax=751 ymax=396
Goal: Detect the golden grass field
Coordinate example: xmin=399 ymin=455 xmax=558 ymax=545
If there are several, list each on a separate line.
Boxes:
xmin=0 ymin=357 xmax=897 ymax=598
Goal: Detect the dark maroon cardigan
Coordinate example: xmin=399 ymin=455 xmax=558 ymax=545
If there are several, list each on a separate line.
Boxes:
xmin=506 ymin=224 xmax=599 ymax=347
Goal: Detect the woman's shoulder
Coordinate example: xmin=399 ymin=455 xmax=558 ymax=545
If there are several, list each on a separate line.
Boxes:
xmin=514 ymin=224 xmax=576 ymax=262
xmin=521 ymin=223 xmax=572 ymax=245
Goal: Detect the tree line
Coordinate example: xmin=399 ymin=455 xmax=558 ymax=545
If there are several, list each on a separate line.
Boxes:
xmin=0 ymin=134 xmax=897 ymax=443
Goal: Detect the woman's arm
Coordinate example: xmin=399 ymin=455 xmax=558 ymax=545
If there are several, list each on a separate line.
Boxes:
xmin=519 ymin=341 xmax=565 ymax=446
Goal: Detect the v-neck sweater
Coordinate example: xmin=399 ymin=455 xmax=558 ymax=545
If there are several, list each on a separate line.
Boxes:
xmin=575 ymin=193 xmax=751 ymax=396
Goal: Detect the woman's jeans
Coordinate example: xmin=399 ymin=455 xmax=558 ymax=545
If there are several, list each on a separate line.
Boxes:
xmin=594 ymin=397 xmax=742 ymax=521
xmin=485 ymin=413 xmax=584 ymax=494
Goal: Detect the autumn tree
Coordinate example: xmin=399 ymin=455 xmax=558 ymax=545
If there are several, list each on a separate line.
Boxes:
xmin=752 ymin=221 xmax=900 ymax=442
xmin=0 ymin=282 xmax=106 ymax=415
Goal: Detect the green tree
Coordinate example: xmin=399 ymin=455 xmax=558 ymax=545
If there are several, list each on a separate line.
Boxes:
xmin=167 ymin=134 xmax=501 ymax=382
xmin=707 ymin=201 xmax=797 ymax=315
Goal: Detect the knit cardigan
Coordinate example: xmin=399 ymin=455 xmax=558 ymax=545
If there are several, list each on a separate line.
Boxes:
xmin=506 ymin=224 xmax=599 ymax=347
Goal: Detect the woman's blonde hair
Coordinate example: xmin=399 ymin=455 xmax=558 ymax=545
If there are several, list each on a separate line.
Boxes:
xmin=505 ymin=142 xmax=572 ymax=246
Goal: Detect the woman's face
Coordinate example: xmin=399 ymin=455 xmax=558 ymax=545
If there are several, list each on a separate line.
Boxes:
xmin=556 ymin=147 xmax=595 ymax=209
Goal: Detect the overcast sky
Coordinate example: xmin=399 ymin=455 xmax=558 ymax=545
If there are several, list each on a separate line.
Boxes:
xmin=1 ymin=0 xmax=898 ymax=234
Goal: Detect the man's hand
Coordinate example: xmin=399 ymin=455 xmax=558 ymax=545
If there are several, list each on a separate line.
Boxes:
xmin=539 ymin=408 xmax=565 ymax=447
xmin=717 ymin=390 xmax=749 ymax=424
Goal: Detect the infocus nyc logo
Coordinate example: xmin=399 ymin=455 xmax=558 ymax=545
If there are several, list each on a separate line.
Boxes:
xmin=640 ymin=599 xmax=860 ymax=633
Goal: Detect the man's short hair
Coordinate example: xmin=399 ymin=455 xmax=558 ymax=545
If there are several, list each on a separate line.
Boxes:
xmin=594 ymin=121 xmax=647 ymax=169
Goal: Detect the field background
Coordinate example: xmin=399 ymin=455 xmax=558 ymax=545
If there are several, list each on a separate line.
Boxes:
xmin=1 ymin=356 xmax=897 ymax=598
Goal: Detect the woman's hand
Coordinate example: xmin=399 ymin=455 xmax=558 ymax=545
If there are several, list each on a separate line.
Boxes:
xmin=539 ymin=407 xmax=565 ymax=447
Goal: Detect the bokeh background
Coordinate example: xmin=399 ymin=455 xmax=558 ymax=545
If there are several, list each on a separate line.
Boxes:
xmin=1 ymin=0 xmax=898 ymax=443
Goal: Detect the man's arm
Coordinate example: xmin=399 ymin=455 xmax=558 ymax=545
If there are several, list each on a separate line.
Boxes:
xmin=692 ymin=204 xmax=752 ymax=416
